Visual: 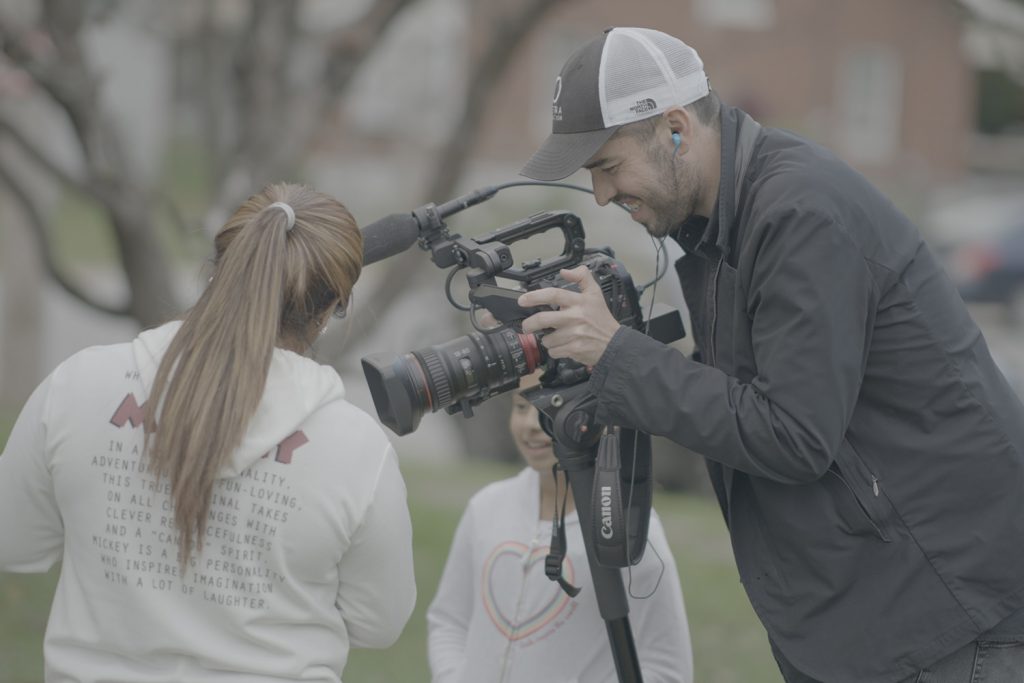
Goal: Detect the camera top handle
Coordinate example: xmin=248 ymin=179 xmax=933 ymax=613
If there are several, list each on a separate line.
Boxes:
xmin=420 ymin=209 xmax=586 ymax=284
xmin=468 ymin=210 xmax=585 ymax=282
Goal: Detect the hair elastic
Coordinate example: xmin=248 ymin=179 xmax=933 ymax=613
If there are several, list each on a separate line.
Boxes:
xmin=268 ymin=201 xmax=296 ymax=231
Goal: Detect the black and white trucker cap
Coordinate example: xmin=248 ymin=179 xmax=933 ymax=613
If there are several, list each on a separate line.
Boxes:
xmin=520 ymin=27 xmax=710 ymax=181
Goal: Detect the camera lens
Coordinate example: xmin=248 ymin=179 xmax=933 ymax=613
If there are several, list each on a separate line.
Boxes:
xmin=361 ymin=328 xmax=542 ymax=436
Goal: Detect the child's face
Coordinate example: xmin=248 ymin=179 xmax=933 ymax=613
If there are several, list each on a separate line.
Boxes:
xmin=509 ymin=374 xmax=556 ymax=472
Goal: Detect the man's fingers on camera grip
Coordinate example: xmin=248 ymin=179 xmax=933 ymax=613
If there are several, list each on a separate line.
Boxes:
xmin=521 ymin=310 xmax=566 ymax=335
xmin=519 ymin=287 xmax=577 ymax=310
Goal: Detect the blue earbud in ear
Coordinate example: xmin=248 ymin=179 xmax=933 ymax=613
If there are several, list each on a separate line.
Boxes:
xmin=671 ymin=131 xmax=682 ymax=152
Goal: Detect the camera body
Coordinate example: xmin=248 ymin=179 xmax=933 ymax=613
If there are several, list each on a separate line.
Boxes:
xmin=474 ymin=247 xmax=641 ymax=327
xmin=361 ymin=210 xmax=681 ymax=437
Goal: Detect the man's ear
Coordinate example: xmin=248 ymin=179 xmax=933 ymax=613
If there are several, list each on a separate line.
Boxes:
xmin=662 ymin=106 xmax=695 ymax=141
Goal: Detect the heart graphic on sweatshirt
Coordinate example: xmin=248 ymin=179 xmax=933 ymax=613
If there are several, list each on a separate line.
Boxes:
xmin=481 ymin=540 xmax=577 ymax=640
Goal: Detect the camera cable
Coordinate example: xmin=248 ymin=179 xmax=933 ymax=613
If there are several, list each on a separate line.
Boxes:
xmin=447 ymin=180 xmax=671 ymax=294
xmin=623 ymin=235 xmax=669 ymax=600
xmin=547 ymin=463 xmax=582 ymax=598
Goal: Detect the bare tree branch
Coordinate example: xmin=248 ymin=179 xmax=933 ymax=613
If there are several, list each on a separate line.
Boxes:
xmin=0 ymin=159 xmax=131 ymax=317
xmin=197 ymin=1 xmax=305 ymax=234
xmin=233 ymin=1 xmax=299 ymax=177
xmin=201 ymin=0 xmax=420 ymax=234
xmin=0 ymin=114 xmax=99 ymax=199
xmin=1 ymin=1 xmax=179 ymax=326
xmin=428 ymin=0 xmax=561 ymax=201
xmin=345 ymin=0 xmax=566 ymax=345
xmin=2 ymin=0 xmax=561 ymax=334
xmin=0 ymin=6 xmax=108 ymax=177
xmin=0 ymin=5 xmax=146 ymax=200
xmin=321 ymin=0 xmax=419 ymax=98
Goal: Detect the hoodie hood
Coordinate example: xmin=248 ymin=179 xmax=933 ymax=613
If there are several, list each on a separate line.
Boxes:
xmin=131 ymin=321 xmax=347 ymax=477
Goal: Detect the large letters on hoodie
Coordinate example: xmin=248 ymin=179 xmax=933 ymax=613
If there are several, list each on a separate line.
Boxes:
xmin=109 ymin=392 xmax=308 ymax=463
xmin=110 ymin=393 xmax=148 ymax=430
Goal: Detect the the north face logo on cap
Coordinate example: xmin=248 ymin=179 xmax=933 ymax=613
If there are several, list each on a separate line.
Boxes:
xmin=629 ymin=98 xmax=657 ymax=115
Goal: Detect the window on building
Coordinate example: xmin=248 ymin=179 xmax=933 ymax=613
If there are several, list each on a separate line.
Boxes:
xmin=837 ymin=47 xmax=903 ymax=165
xmin=977 ymin=68 xmax=1024 ymax=134
xmin=694 ymin=0 xmax=776 ymax=31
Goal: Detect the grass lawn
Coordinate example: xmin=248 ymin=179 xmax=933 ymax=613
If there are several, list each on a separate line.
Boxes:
xmin=0 ymin=452 xmax=779 ymax=683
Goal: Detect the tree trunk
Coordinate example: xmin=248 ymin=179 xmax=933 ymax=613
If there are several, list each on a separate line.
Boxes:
xmin=0 ymin=188 xmax=43 ymax=412
xmin=111 ymin=203 xmax=180 ymax=328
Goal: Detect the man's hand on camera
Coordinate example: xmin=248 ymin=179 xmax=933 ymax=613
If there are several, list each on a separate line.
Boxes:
xmin=518 ymin=266 xmax=621 ymax=368
xmin=475 ymin=308 xmax=501 ymax=329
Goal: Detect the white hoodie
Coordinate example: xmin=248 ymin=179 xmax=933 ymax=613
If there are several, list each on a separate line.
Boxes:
xmin=427 ymin=467 xmax=693 ymax=683
xmin=0 ymin=322 xmax=416 ymax=683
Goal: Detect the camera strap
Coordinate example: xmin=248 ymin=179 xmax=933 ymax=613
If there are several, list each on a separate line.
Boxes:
xmin=592 ymin=427 xmax=653 ymax=568
xmin=545 ymin=463 xmax=582 ymax=597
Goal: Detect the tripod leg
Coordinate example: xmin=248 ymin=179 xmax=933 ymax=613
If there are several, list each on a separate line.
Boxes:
xmin=607 ymin=618 xmax=643 ymax=683
xmin=558 ymin=446 xmax=644 ymax=683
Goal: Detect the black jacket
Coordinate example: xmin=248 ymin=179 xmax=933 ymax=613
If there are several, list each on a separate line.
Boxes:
xmin=589 ymin=105 xmax=1024 ymax=682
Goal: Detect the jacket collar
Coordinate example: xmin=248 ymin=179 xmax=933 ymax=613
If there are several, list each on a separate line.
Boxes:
xmin=672 ymin=104 xmax=762 ymax=259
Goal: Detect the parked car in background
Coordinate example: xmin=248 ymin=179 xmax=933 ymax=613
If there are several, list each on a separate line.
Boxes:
xmin=947 ymin=220 xmax=1024 ymax=311
xmin=929 ymin=187 xmax=1024 ymax=323
xmin=928 ymin=186 xmax=1024 ymax=398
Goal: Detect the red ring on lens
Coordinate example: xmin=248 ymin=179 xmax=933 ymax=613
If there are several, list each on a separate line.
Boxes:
xmin=407 ymin=354 xmax=434 ymax=411
xmin=518 ymin=333 xmax=541 ymax=373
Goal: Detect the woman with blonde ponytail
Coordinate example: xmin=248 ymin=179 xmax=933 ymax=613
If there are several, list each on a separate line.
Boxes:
xmin=0 ymin=183 xmax=416 ymax=683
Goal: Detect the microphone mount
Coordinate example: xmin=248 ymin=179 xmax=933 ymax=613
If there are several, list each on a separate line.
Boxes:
xmin=367 ymin=181 xmax=595 ymax=269
xmin=411 ymin=185 xmax=503 ymax=268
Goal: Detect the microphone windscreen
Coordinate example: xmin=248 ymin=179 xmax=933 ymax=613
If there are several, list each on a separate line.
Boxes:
xmin=361 ymin=213 xmax=420 ymax=265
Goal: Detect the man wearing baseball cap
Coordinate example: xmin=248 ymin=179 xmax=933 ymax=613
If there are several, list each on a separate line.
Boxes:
xmin=518 ymin=27 xmax=1024 ymax=683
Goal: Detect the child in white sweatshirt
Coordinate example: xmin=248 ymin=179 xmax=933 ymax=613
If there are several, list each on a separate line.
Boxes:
xmin=427 ymin=371 xmax=693 ymax=683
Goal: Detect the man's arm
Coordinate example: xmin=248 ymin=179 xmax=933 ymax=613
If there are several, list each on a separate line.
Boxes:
xmin=523 ymin=212 xmax=877 ymax=484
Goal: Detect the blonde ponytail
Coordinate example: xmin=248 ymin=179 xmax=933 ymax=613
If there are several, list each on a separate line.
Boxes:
xmin=144 ymin=183 xmax=362 ymax=568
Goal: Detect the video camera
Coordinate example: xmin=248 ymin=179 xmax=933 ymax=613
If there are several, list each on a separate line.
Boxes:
xmin=360 ymin=186 xmax=683 ymax=436
xmin=359 ymin=183 xmax=684 ymax=682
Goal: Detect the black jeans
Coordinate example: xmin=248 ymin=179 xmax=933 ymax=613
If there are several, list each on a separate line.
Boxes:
xmin=772 ymin=639 xmax=1024 ymax=683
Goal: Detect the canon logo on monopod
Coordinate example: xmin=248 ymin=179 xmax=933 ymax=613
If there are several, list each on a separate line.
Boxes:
xmin=600 ymin=485 xmax=613 ymax=539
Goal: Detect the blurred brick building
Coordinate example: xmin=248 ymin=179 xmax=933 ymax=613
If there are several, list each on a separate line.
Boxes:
xmin=473 ymin=0 xmax=974 ymax=200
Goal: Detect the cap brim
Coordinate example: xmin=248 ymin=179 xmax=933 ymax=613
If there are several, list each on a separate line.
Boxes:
xmin=519 ymin=127 xmax=620 ymax=181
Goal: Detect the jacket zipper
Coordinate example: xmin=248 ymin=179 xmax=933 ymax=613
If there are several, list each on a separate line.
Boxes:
xmin=826 ymin=469 xmax=889 ymax=541
xmin=706 ymin=257 xmax=723 ymax=367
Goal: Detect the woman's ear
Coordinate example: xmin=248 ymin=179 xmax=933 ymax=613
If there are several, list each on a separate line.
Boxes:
xmin=319 ymin=297 xmax=342 ymax=333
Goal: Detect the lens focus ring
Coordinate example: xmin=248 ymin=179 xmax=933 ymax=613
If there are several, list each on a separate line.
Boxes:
xmin=419 ymin=350 xmax=453 ymax=408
